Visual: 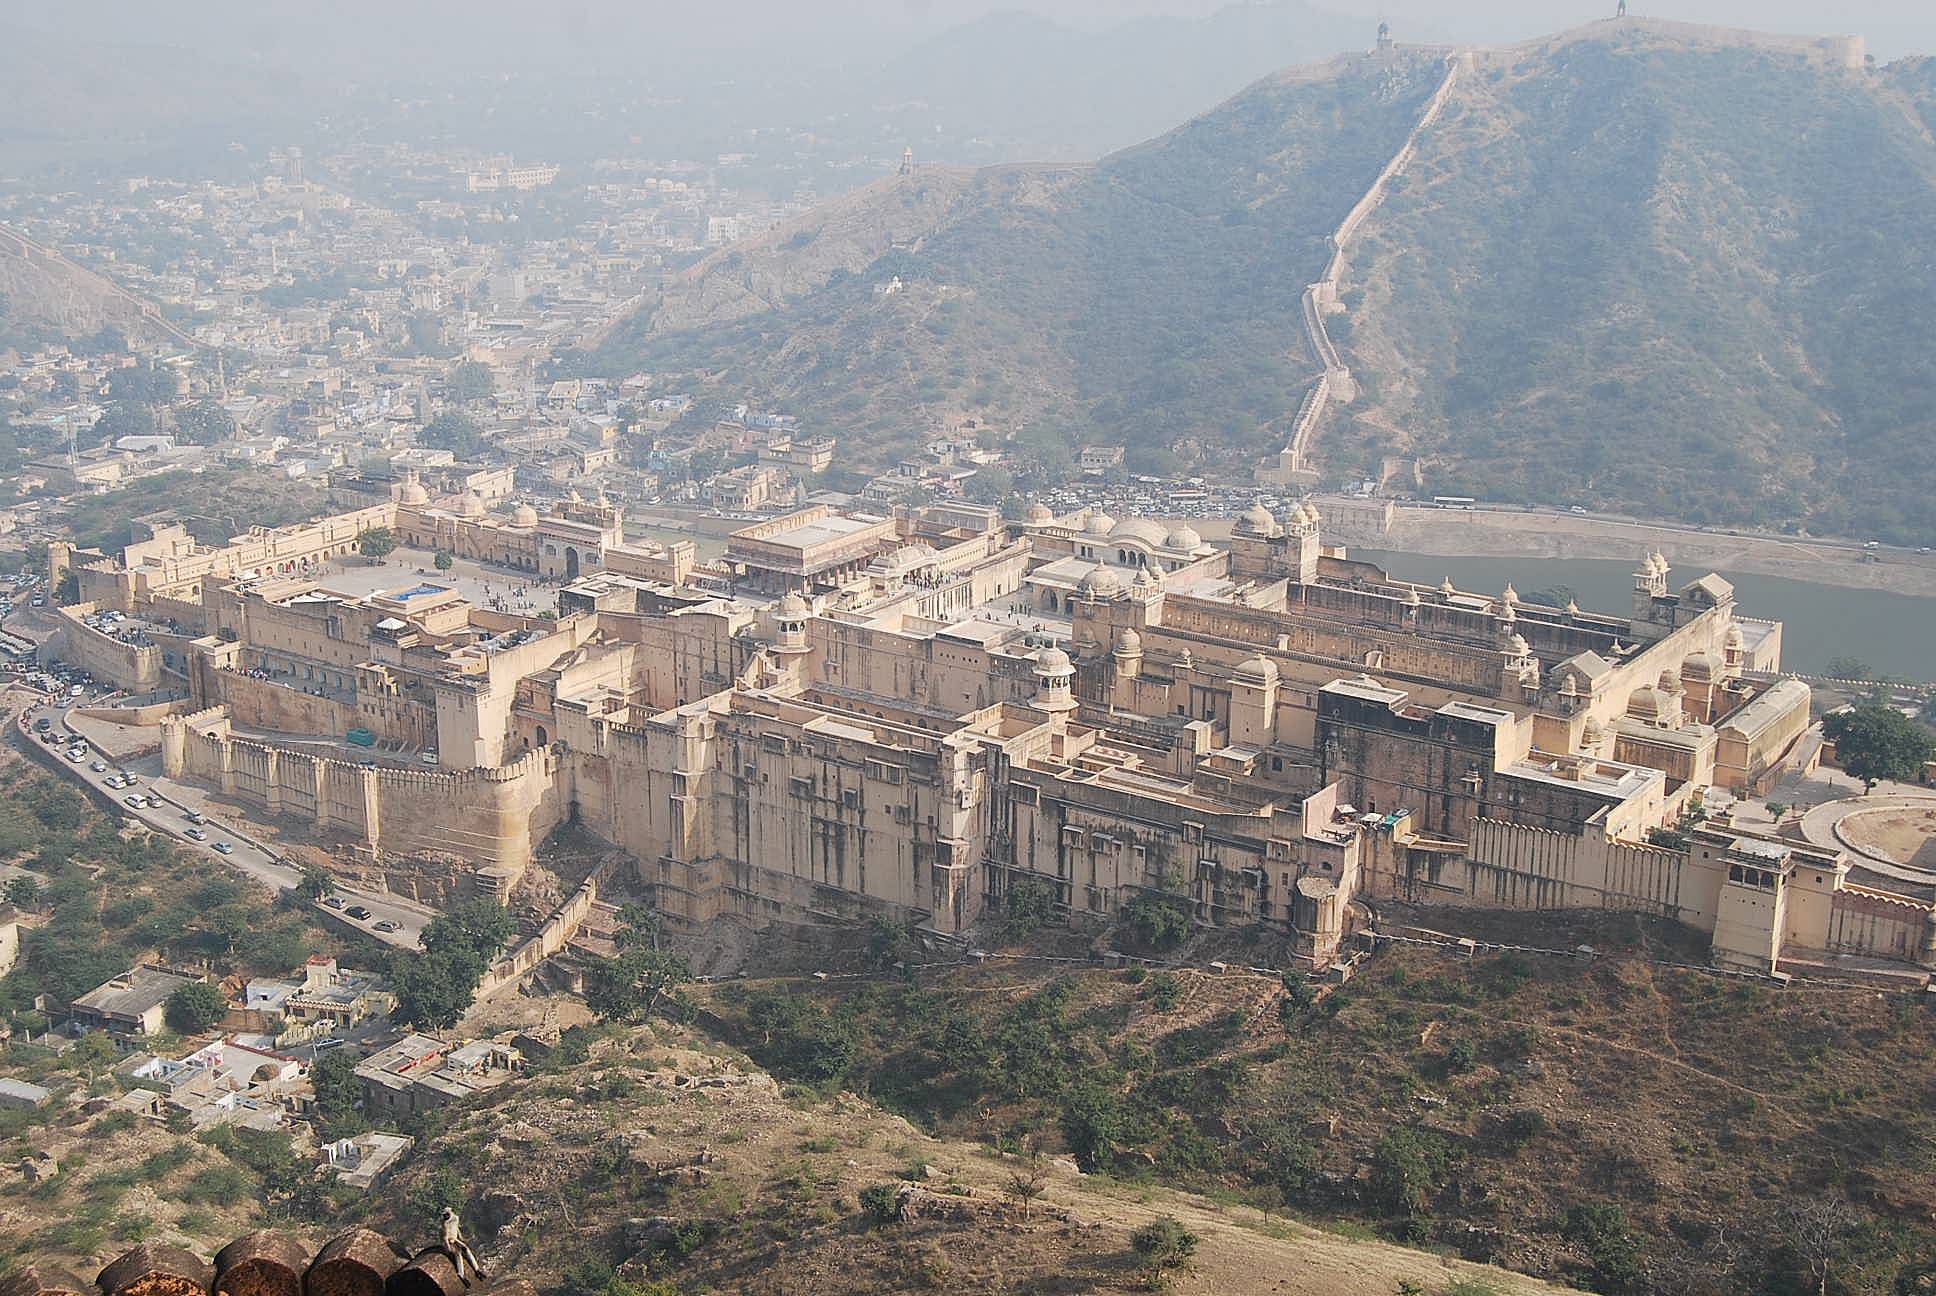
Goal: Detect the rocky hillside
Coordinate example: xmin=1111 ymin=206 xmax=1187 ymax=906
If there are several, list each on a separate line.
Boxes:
xmin=606 ymin=20 xmax=1936 ymax=541
xmin=1341 ymin=20 xmax=1936 ymax=542
xmin=600 ymin=51 xmax=1451 ymax=473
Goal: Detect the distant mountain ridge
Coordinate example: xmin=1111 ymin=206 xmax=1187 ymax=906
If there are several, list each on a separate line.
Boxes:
xmin=607 ymin=19 xmax=1936 ymax=542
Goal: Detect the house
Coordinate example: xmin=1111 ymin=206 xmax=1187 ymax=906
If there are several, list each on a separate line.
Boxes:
xmin=355 ymin=1033 xmax=523 ymax=1118
xmin=0 ymin=1077 xmax=50 ymax=1111
xmin=323 ymin=1131 xmax=415 ymax=1189
xmin=70 ymin=966 xmax=197 ymax=1037
xmin=1078 ymin=445 xmax=1126 ymax=474
xmin=280 ymin=956 xmax=395 ymax=1040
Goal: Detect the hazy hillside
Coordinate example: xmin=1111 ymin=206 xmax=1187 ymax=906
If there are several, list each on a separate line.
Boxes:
xmin=1341 ymin=21 xmax=1936 ymax=541
xmin=604 ymin=52 xmax=1451 ymax=471
xmin=609 ymin=21 xmax=1936 ymax=541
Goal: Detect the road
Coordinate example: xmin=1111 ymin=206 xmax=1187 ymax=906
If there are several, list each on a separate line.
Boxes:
xmin=15 ymin=696 xmax=427 ymax=949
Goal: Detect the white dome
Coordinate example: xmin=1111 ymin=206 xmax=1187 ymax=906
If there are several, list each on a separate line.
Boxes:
xmin=1501 ymin=583 xmax=1519 ymax=607
xmin=511 ymin=503 xmax=539 ymax=527
xmin=399 ymin=479 xmax=430 ymax=506
xmin=1034 ymin=646 xmax=1073 ymax=676
xmin=1115 ymin=628 xmax=1142 ymax=654
xmin=1083 ymin=510 xmax=1115 ymax=535
xmin=1233 ymin=654 xmax=1279 ymax=685
xmin=1164 ymin=525 xmax=1202 ymax=551
xmin=1108 ymin=517 xmax=1169 ymax=547
xmin=1628 ymin=685 xmax=1662 ymax=718
xmin=1025 ymin=503 xmax=1054 ymax=524
xmin=456 ymin=491 xmax=486 ymax=519
xmin=775 ymin=592 xmax=810 ymax=619
xmin=1237 ymin=503 xmax=1277 ymax=536
xmin=1076 ymin=566 xmax=1124 ymax=599
xmin=1507 ymin=633 xmax=1531 ymax=656
xmin=1724 ymin=624 xmax=1745 ymax=650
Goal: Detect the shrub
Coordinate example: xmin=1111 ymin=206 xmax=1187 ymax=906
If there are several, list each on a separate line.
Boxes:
xmin=1123 ymin=893 xmax=1192 ymax=951
xmin=1131 ymin=1215 xmax=1199 ymax=1276
xmin=1370 ymin=1128 xmax=1450 ymax=1217
xmin=1563 ymin=1201 xmax=1642 ymax=1294
xmin=858 ymin=1182 xmax=901 ymax=1224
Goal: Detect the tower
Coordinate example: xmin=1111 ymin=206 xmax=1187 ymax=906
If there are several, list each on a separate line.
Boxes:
xmin=1030 ymin=646 xmax=1078 ymax=721
xmin=900 ymin=147 xmax=914 ymax=177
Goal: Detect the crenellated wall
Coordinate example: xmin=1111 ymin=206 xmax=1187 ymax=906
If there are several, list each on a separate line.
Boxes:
xmin=163 ymin=708 xmax=561 ymax=876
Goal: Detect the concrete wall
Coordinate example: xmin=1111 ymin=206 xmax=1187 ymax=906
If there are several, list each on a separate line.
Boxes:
xmin=50 ymin=605 xmax=165 ymax=693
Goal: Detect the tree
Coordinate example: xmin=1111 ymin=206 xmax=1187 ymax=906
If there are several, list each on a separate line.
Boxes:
xmin=433 ymin=549 xmax=454 ymax=572
xmin=584 ymin=906 xmax=690 ymax=1023
xmin=964 ymin=465 xmax=1015 ymax=504
xmin=1823 ymin=705 xmax=1936 ymax=793
xmin=5 ymin=874 xmax=40 ymax=907
xmin=1001 ymin=876 xmax=1058 ymax=941
xmin=1563 ymin=1200 xmax=1642 ymax=1294
xmin=445 ymin=362 xmax=494 ymax=405
xmin=174 ymin=400 xmax=236 ymax=445
xmin=421 ymin=411 xmax=488 ymax=459
xmin=1003 ymin=1142 xmax=1050 ymax=1220
xmin=1370 ymin=1127 xmax=1449 ymax=1216
xmin=1825 ymin=656 xmax=1873 ymax=682
xmin=422 ymin=898 xmax=515 ymax=976
xmin=165 ymin=981 xmax=228 ymax=1034
xmin=391 ymin=948 xmax=480 ymax=1031
xmin=1130 ymin=1216 xmax=1198 ymax=1285
xmin=357 ymin=527 xmax=398 ymax=560
xmin=309 ymin=1048 xmax=366 ymax=1136
xmin=1122 ymin=892 xmax=1191 ymax=952
xmin=91 ymin=400 xmax=157 ymax=447
xmin=297 ymin=862 xmax=333 ymax=900
xmin=105 ymin=364 xmax=179 ymax=405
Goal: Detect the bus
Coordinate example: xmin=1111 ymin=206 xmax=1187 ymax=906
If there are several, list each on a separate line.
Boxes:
xmin=1432 ymin=496 xmax=1476 ymax=509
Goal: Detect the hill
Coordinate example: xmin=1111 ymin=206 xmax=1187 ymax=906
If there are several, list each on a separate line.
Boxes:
xmin=604 ymin=21 xmax=1936 ymax=541
xmin=1340 ymin=20 xmax=1936 ymax=542
xmin=601 ymin=49 xmax=1451 ymax=476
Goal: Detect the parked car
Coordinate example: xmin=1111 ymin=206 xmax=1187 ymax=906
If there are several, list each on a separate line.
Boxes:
xmin=345 ymin=905 xmax=373 ymax=921
xmin=89 ymin=761 xmax=107 ymax=773
xmin=123 ymin=795 xmax=145 ymax=808
xmin=211 ymin=842 xmax=234 ymax=855
xmin=184 ymin=827 xmax=207 ymax=841
xmin=184 ymin=810 xmax=206 ymax=825
xmin=374 ymin=920 xmax=401 ymax=933
xmin=322 ymin=896 xmax=347 ymax=910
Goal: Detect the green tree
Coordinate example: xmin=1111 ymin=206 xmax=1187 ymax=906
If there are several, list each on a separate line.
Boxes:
xmin=357 ymin=527 xmax=398 ymax=560
xmin=421 ymin=898 xmax=515 ymax=976
xmin=308 ymin=1049 xmax=366 ymax=1136
xmin=433 ymin=549 xmax=454 ymax=572
xmin=1563 ymin=1201 xmax=1642 ymax=1294
xmin=445 ymin=362 xmax=494 ymax=405
xmin=584 ymin=906 xmax=690 ymax=1023
xmin=174 ymin=400 xmax=236 ymax=445
xmin=165 ymin=981 xmax=228 ymax=1034
xmin=1001 ymin=876 xmax=1058 ymax=941
xmin=1370 ymin=1127 xmax=1450 ymax=1217
xmin=1823 ymin=705 xmax=1936 ymax=792
xmin=297 ymin=862 xmax=333 ymax=900
xmin=390 ymin=948 xmax=480 ymax=1031
xmin=421 ymin=411 xmax=487 ymax=459
xmin=105 ymin=364 xmax=179 ymax=405
xmin=1824 ymin=656 xmax=1872 ymax=681
xmin=91 ymin=400 xmax=157 ymax=447
xmin=1123 ymin=892 xmax=1191 ymax=952
xmin=5 ymin=874 xmax=39 ymax=907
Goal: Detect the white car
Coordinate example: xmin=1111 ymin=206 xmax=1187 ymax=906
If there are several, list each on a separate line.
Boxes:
xmin=184 ymin=827 xmax=207 ymax=841
xmin=66 ymin=749 xmax=86 ymax=763
xmin=123 ymin=795 xmax=146 ymax=808
xmin=212 ymin=842 xmax=234 ymax=855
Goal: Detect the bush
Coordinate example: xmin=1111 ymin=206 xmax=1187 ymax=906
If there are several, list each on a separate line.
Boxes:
xmin=858 ymin=1182 xmax=901 ymax=1224
xmin=1123 ymin=893 xmax=1192 ymax=952
xmin=1370 ymin=1128 xmax=1451 ymax=1217
xmin=1002 ymin=876 xmax=1058 ymax=941
xmin=180 ymin=1164 xmax=250 ymax=1205
xmin=165 ymin=982 xmax=227 ymax=1034
xmin=1131 ymin=1215 xmax=1199 ymax=1274
xmin=1563 ymin=1201 xmax=1642 ymax=1294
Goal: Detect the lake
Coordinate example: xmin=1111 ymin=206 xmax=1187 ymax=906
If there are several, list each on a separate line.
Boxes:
xmin=1353 ymin=551 xmax=1936 ymax=682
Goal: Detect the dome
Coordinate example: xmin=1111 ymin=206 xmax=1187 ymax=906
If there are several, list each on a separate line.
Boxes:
xmin=1237 ymin=503 xmax=1278 ymax=536
xmin=398 ymin=478 xmax=430 ymax=506
xmin=1658 ymin=666 xmax=1683 ymax=695
xmin=1683 ymin=650 xmax=1722 ymax=682
xmin=775 ymin=592 xmax=810 ymax=620
xmin=1233 ymin=654 xmax=1279 ymax=686
xmin=1083 ymin=510 xmax=1115 ymax=535
xmin=1649 ymin=550 xmax=1669 ymax=575
xmin=1501 ymin=583 xmax=1519 ymax=607
xmin=1164 ymin=525 xmax=1202 ymax=551
xmin=1024 ymin=503 xmax=1054 ymax=524
xmin=1439 ymin=576 xmax=1457 ymax=596
xmin=1034 ymin=646 xmax=1074 ymax=676
xmin=1108 ymin=517 xmax=1170 ymax=547
xmin=1582 ymin=717 xmax=1607 ymax=746
xmin=1401 ymin=586 xmax=1421 ymax=606
xmin=1627 ymin=685 xmax=1662 ymax=718
xmin=1115 ymin=628 xmax=1142 ymax=655
xmin=1724 ymin=623 xmax=1745 ymax=651
xmin=1565 ymin=598 xmax=1581 ymax=617
xmin=1132 ymin=564 xmax=1164 ymax=592
xmin=456 ymin=491 xmax=486 ymax=520
xmin=1076 ymin=566 xmax=1124 ymax=599
xmin=511 ymin=503 xmax=540 ymax=527
xmin=1292 ymin=502 xmax=1314 ymax=526
xmin=1507 ymin=633 xmax=1530 ymax=657
xmin=1303 ymin=502 xmax=1320 ymax=524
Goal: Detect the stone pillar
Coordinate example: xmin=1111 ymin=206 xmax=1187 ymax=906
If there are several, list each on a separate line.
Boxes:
xmin=219 ymin=740 xmax=237 ymax=797
xmin=264 ymin=749 xmax=283 ymax=816
xmin=314 ymin=760 xmax=331 ymax=829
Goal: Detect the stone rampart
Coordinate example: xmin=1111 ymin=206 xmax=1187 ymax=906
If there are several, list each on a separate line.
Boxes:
xmin=162 ymin=708 xmax=561 ymax=876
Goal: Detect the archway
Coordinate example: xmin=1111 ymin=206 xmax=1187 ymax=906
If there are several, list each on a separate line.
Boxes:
xmin=564 ymin=548 xmax=580 ymax=581
xmin=536 ymin=725 xmax=548 ymax=747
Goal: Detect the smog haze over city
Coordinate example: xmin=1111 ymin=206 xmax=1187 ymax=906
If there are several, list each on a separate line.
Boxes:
xmin=4 ymin=2 xmax=1936 ymax=1295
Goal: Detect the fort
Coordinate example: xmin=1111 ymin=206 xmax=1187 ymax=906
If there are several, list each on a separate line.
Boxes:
xmin=47 ymin=483 xmax=1936 ymax=978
